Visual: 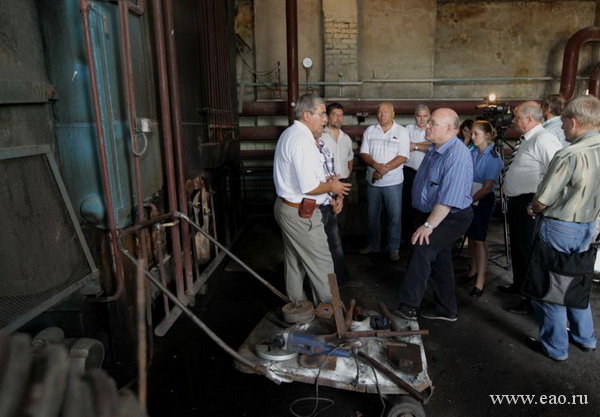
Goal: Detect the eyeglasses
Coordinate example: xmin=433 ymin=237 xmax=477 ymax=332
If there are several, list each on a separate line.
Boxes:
xmin=426 ymin=120 xmax=445 ymax=127
xmin=310 ymin=111 xmax=328 ymax=118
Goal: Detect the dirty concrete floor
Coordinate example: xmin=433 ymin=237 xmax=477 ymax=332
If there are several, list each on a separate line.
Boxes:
xmin=147 ymin=215 xmax=600 ymax=417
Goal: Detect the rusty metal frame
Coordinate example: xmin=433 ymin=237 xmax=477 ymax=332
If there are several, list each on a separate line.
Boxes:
xmin=117 ymin=211 xmax=289 ymax=337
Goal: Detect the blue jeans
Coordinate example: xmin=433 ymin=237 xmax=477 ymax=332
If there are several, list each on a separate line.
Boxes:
xmin=531 ymin=217 xmax=597 ymax=360
xmin=366 ymin=183 xmax=402 ymax=252
xmin=539 ymin=217 xmax=597 ymax=253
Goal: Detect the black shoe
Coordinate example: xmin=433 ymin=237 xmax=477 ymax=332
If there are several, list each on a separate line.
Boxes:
xmin=393 ymin=304 xmax=417 ymax=321
xmin=567 ymin=330 xmax=596 ymax=352
xmin=526 ymin=337 xmax=566 ymax=362
xmin=419 ymin=308 xmax=457 ymax=322
xmin=506 ymin=300 xmax=533 ymax=315
xmin=471 ymin=287 xmax=484 ymax=298
xmin=497 ymin=284 xmax=519 ymax=294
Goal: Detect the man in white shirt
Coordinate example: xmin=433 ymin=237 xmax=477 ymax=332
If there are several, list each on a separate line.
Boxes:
xmin=320 ymin=103 xmax=354 ymax=182
xmin=498 ymin=101 xmax=562 ymax=313
xmin=273 ymin=94 xmax=351 ymax=304
xmin=319 ymin=103 xmax=354 ymax=285
xmin=402 ymin=104 xmax=430 ymax=244
xmin=541 ymin=94 xmax=568 ymax=148
xmin=359 ymin=102 xmax=410 ymax=261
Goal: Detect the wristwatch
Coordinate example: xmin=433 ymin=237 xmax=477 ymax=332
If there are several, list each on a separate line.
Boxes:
xmin=424 ymin=221 xmax=435 ymax=229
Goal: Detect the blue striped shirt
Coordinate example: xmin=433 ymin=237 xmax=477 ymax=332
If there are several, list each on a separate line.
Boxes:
xmin=412 ymin=136 xmax=474 ymax=213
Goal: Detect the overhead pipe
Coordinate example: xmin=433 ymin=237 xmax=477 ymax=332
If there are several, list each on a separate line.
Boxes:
xmin=79 ymin=0 xmax=124 ymax=302
xmin=240 ymin=125 xmax=365 ymax=141
xmin=152 ymin=0 xmax=186 ymax=302
xmin=243 ymin=76 xmax=554 ymax=88
xmin=588 ymin=61 xmax=600 ymax=98
xmin=285 ymin=0 xmax=299 ymax=125
xmin=163 ymin=0 xmax=194 ymax=297
xmin=559 ymin=26 xmax=600 ymax=99
xmin=240 ymin=100 xmax=526 ymax=118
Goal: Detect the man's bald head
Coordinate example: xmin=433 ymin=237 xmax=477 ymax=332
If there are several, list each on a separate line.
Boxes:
xmin=425 ymin=108 xmax=460 ymax=147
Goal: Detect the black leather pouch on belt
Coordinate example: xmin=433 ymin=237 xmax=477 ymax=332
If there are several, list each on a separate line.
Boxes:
xmin=298 ymin=198 xmax=317 ymax=218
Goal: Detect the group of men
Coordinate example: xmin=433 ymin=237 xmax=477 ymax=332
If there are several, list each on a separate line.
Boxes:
xmin=273 ymin=93 xmax=600 ymax=362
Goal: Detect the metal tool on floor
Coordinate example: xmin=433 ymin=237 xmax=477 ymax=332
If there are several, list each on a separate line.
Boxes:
xmin=272 ymin=328 xmax=352 ymax=358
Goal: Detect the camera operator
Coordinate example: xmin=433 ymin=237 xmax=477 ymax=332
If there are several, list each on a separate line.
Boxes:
xmin=498 ymin=101 xmax=562 ymax=315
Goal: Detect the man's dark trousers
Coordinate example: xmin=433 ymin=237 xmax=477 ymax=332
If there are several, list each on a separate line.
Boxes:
xmin=401 ymin=167 xmax=418 ymax=244
xmin=320 ymin=205 xmax=345 ymax=285
xmin=507 ymin=193 xmax=536 ymax=291
xmin=398 ymin=207 xmax=473 ymax=316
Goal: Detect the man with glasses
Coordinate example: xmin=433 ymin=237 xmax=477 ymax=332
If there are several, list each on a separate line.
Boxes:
xmin=393 ymin=108 xmax=473 ymax=322
xmin=273 ymin=94 xmax=351 ymax=304
xmin=359 ymin=102 xmax=410 ymax=261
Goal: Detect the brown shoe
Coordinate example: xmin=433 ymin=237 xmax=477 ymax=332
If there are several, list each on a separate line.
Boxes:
xmin=389 ymin=251 xmax=400 ymax=261
xmin=359 ymin=247 xmax=376 ymax=255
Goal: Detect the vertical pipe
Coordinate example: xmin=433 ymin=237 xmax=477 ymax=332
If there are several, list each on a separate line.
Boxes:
xmin=118 ymin=0 xmax=154 ymax=374
xmin=152 ymin=0 xmax=186 ymax=301
xmin=135 ymin=259 xmax=147 ymax=409
xmin=79 ymin=0 xmax=124 ymax=302
xmin=285 ymin=0 xmax=299 ymax=125
xmin=163 ymin=0 xmax=194 ymax=298
xmin=589 ymin=61 xmax=600 ymax=97
xmin=559 ymin=26 xmax=600 ymax=100
xmin=118 ymin=0 xmax=148 ymax=261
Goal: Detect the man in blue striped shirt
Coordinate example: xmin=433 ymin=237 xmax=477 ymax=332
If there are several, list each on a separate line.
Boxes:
xmin=393 ymin=108 xmax=474 ymax=322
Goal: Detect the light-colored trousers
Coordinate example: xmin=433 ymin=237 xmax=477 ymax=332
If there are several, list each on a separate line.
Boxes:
xmin=274 ymin=198 xmax=334 ymax=304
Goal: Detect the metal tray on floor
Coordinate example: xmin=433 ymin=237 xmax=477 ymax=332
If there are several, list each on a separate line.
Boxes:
xmin=235 ymin=312 xmax=433 ymax=397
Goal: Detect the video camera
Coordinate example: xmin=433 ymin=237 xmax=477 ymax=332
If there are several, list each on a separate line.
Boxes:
xmin=476 ymin=94 xmax=513 ymax=134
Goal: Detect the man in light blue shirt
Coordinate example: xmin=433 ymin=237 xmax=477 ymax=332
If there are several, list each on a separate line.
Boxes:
xmin=393 ymin=108 xmax=474 ymax=322
xmin=541 ymin=94 xmax=568 ymax=148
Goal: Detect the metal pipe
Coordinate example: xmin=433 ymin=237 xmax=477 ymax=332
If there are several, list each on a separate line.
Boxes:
xmin=151 ymin=0 xmax=186 ymax=301
xmin=163 ymin=0 xmax=194 ymax=297
xmin=116 ymin=240 xmax=278 ymax=382
xmin=355 ymin=351 xmax=430 ymax=403
xmin=243 ymin=76 xmax=555 ymax=87
xmin=285 ymin=0 xmax=298 ymax=125
xmin=135 ymin=259 xmax=147 ymax=409
xmin=589 ymin=61 xmax=600 ymax=97
xmin=240 ymin=99 xmax=527 ymax=117
xmin=173 ymin=212 xmax=290 ymax=303
xmin=118 ymin=0 xmax=149 ymax=284
xmin=79 ymin=0 xmax=124 ymax=302
xmin=127 ymin=0 xmax=146 ymax=16
xmin=560 ymin=26 xmax=600 ymax=99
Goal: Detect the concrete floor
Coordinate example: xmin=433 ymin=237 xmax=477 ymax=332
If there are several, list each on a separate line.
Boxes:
xmin=147 ymin=215 xmax=600 ymax=417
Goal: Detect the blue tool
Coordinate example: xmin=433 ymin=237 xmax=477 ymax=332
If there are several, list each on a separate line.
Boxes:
xmin=273 ymin=328 xmax=352 ymax=358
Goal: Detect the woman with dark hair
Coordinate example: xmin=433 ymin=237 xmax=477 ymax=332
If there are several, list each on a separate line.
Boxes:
xmin=465 ymin=120 xmax=503 ymax=297
xmin=458 ymin=119 xmax=475 ymax=150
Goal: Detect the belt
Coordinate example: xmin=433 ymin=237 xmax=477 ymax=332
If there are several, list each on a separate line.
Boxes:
xmin=280 ymin=197 xmax=326 ymax=210
xmin=279 ymin=197 xmax=301 ymax=208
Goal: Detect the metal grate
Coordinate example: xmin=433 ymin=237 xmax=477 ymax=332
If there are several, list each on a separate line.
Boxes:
xmin=0 ymin=146 xmax=98 ymax=332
